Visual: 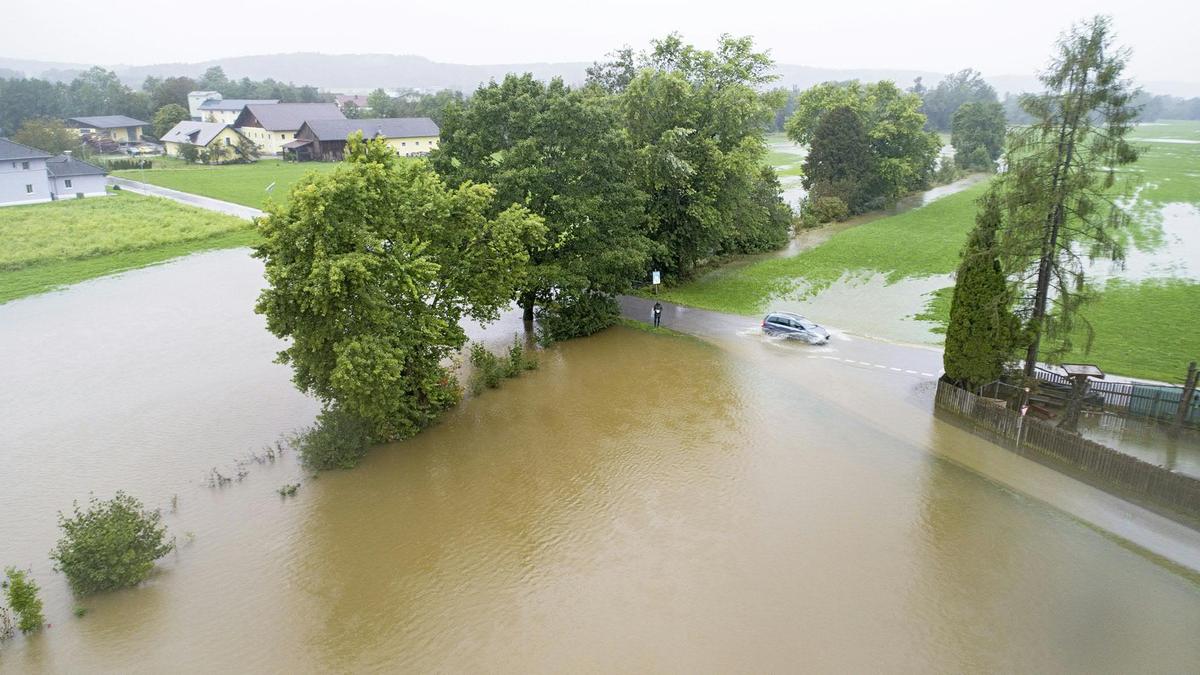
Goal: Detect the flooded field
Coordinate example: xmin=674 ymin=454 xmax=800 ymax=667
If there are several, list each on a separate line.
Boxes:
xmin=2 ymin=248 xmax=1200 ymax=672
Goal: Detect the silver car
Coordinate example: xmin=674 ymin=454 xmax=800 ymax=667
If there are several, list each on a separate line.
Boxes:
xmin=762 ymin=312 xmax=830 ymax=344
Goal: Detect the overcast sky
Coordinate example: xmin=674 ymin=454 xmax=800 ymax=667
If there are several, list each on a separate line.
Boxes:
xmin=4 ymin=0 xmax=1197 ymax=82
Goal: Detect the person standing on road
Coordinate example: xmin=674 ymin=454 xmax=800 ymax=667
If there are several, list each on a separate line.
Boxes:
xmin=653 ymin=302 xmax=663 ymax=328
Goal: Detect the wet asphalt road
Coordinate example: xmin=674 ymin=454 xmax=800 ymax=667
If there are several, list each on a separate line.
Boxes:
xmin=618 ymin=295 xmax=944 ymax=381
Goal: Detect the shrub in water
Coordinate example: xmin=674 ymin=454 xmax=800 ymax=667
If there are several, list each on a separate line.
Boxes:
xmin=536 ymin=292 xmax=620 ymax=344
xmin=295 ymin=406 xmax=375 ymax=470
xmin=468 ymin=337 xmax=538 ymax=395
xmin=50 ymin=492 xmax=173 ymax=595
xmin=3 ymin=567 xmax=44 ymax=633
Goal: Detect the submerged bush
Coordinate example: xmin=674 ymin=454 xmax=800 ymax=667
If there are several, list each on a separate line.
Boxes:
xmin=294 ymin=406 xmax=375 ymax=470
xmin=536 ymin=292 xmax=620 ymax=344
xmin=468 ymin=336 xmax=538 ymax=395
xmin=50 ymin=492 xmax=173 ymax=595
xmin=3 ymin=567 xmax=44 ymax=633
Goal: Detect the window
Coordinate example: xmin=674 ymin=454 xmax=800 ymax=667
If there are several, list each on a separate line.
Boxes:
xmin=65 ymin=179 xmax=72 ymax=188
xmin=21 ymin=161 xmax=30 ymax=170
xmin=25 ymin=184 xmax=33 ymax=194
xmin=225 ymin=137 xmax=232 ymax=146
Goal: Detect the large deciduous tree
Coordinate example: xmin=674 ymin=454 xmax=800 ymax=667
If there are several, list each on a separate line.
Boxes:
xmin=951 ymin=101 xmax=1006 ymax=171
xmin=943 ymin=190 xmax=1022 ymax=389
xmin=997 ymin=15 xmax=1140 ymax=377
xmin=255 ymin=135 xmax=546 ymax=441
xmin=597 ymin=33 xmax=791 ymax=277
xmin=786 ymin=80 xmax=941 ymax=207
xmin=431 ymin=75 xmax=651 ymax=337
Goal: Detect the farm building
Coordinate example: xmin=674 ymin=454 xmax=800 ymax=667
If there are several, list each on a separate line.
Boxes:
xmin=288 ymin=118 xmax=440 ymax=161
xmin=66 ymin=115 xmax=149 ymax=144
xmin=233 ymin=103 xmax=345 ymax=155
xmin=160 ymin=121 xmax=253 ymax=162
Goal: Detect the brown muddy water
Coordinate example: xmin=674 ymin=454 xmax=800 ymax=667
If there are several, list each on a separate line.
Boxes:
xmin=3 ymin=249 xmax=1200 ymax=672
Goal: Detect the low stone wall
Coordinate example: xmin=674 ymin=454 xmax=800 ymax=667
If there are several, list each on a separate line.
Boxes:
xmin=935 ymin=380 xmax=1200 ymax=521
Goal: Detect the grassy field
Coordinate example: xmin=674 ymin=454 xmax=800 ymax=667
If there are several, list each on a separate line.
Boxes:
xmin=0 ymin=191 xmax=257 ymax=304
xmin=658 ymin=180 xmax=991 ymax=315
xmin=112 ymin=159 xmax=338 ymax=209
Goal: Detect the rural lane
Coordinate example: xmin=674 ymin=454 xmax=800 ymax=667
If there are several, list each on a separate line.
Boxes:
xmin=108 ymin=176 xmax=266 ymax=220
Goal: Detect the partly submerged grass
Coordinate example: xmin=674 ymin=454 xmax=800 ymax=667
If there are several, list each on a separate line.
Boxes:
xmin=659 ymin=180 xmax=991 ymax=315
xmin=0 ymin=191 xmax=250 ymax=270
xmin=113 ymin=159 xmax=338 ymax=208
xmin=0 ymin=192 xmax=258 ymax=304
xmin=1057 ymin=279 xmax=1200 ymax=383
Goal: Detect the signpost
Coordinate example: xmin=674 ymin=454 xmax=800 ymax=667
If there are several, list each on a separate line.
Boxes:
xmin=651 ymin=270 xmax=661 ymax=295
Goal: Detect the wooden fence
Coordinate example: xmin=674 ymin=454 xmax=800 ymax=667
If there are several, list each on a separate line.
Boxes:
xmin=1034 ymin=367 xmax=1199 ymax=426
xmin=936 ymin=380 xmax=1200 ymax=520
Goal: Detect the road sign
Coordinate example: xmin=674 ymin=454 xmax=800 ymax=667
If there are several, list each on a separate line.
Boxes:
xmin=652 ymin=270 xmax=661 ymax=285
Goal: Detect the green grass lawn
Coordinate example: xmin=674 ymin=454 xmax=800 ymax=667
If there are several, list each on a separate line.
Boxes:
xmin=658 ymin=180 xmax=991 ymax=315
xmin=0 ymin=191 xmax=257 ymax=304
xmin=1060 ymin=280 xmax=1200 ymax=383
xmin=113 ymin=159 xmax=338 ymax=209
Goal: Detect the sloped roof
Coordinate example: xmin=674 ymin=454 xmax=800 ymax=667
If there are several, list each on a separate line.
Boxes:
xmin=237 ymin=103 xmax=344 ymax=131
xmin=46 ymin=154 xmax=106 ymax=178
xmin=68 ymin=115 xmax=149 ymax=128
xmin=301 ymin=117 xmax=440 ymax=141
xmin=160 ymin=121 xmax=240 ymax=147
xmin=0 ymin=137 xmax=52 ymax=161
xmin=198 ymin=98 xmax=279 ymax=111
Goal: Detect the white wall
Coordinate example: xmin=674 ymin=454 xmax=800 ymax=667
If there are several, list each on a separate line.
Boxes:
xmin=0 ymin=158 xmax=51 ymax=206
xmin=51 ymin=174 xmax=107 ymax=199
xmin=188 ymin=91 xmax=222 ymax=120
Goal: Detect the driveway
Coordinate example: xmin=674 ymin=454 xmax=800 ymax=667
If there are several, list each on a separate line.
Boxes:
xmin=108 ymin=176 xmax=264 ymax=220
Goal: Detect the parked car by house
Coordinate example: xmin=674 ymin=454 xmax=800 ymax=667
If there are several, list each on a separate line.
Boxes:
xmin=762 ymin=312 xmax=830 ymax=344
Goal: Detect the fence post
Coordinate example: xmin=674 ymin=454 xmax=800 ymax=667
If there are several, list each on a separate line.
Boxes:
xmin=1170 ymin=361 xmax=1198 ymax=438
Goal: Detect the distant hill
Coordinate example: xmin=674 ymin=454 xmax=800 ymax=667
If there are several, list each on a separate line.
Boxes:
xmin=2 ymin=53 xmax=1198 ymax=98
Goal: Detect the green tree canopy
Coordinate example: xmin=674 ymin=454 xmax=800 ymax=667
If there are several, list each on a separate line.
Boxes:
xmin=786 ymin=80 xmax=941 ymax=205
xmin=951 ymin=101 xmax=1006 ymax=171
xmin=801 ymin=105 xmax=877 ymax=214
xmin=366 ymin=88 xmax=397 ymax=117
xmin=920 ymin=68 xmax=999 ymax=131
xmin=11 ymin=117 xmax=82 ymax=155
xmin=152 ymin=103 xmax=190 ymax=138
xmin=600 ymin=33 xmax=790 ymax=276
xmin=432 ymin=74 xmax=651 ymax=333
xmin=254 ymin=135 xmax=546 ymax=440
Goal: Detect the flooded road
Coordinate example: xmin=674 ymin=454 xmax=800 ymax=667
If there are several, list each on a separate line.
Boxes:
xmin=2 ymin=250 xmax=1200 ymax=672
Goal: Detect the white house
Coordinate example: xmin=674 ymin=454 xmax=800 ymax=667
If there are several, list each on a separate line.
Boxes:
xmin=0 ymin=138 xmax=107 ymax=207
xmin=194 ymin=95 xmax=280 ymax=125
xmin=0 ymin=138 xmax=52 ymax=206
xmin=160 ymin=121 xmax=252 ymax=161
xmin=187 ymin=90 xmax=222 ymax=120
xmin=46 ymin=154 xmax=108 ymax=198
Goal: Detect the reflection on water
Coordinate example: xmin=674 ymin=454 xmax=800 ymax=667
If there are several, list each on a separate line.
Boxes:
xmin=1 ymin=249 xmax=1200 ymax=672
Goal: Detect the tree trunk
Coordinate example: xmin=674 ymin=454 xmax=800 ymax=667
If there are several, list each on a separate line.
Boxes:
xmin=520 ymin=291 xmax=535 ymax=325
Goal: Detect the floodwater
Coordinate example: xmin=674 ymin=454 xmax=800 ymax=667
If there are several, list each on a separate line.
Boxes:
xmin=3 ymin=250 xmax=1200 ymax=672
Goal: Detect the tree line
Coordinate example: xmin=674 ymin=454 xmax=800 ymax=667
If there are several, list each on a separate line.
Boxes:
xmin=0 ymin=65 xmax=326 ymax=136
